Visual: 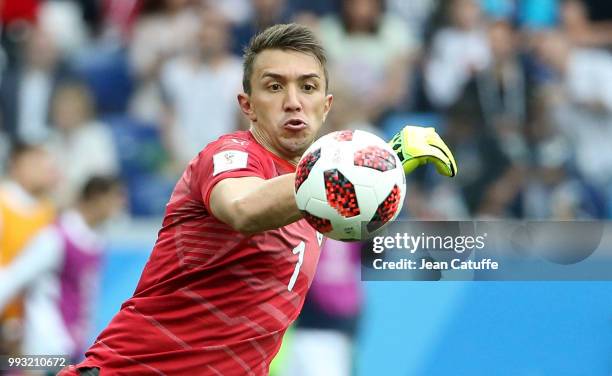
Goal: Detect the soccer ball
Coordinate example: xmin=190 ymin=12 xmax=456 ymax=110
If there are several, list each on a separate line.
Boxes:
xmin=294 ymin=129 xmax=406 ymax=241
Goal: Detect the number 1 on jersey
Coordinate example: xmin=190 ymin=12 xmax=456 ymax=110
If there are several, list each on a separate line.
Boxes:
xmin=287 ymin=241 xmax=305 ymax=291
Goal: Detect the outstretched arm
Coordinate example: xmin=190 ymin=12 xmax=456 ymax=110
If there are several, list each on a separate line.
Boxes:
xmin=209 ymin=174 xmax=303 ymax=234
xmin=209 ymin=126 xmax=458 ymax=235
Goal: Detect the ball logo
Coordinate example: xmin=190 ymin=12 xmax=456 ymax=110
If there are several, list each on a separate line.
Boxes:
xmin=332 ymin=148 xmax=342 ymax=164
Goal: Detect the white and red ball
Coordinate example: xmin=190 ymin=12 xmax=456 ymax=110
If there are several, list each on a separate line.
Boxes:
xmin=294 ymin=130 xmax=406 ymax=241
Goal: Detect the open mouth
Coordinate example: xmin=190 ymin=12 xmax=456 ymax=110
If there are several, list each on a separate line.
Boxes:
xmin=283 ymin=119 xmax=308 ymax=131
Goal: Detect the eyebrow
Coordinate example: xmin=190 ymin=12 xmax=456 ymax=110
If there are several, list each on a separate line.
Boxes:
xmin=260 ymin=72 xmax=321 ymax=81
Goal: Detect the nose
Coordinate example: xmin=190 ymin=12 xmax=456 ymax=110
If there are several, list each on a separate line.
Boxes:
xmin=283 ymin=85 xmax=302 ymax=112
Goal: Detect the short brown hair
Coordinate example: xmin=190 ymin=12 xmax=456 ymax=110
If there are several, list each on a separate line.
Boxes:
xmin=242 ymin=23 xmax=328 ymax=94
xmin=79 ymin=175 xmax=123 ymax=202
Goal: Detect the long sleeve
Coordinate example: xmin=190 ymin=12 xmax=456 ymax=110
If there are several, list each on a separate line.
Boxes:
xmin=0 ymin=227 xmax=63 ymax=310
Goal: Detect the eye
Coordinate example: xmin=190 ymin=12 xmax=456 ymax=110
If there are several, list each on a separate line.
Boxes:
xmin=269 ymin=83 xmax=282 ymax=92
xmin=303 ymin=83 xmax=316 ymax=92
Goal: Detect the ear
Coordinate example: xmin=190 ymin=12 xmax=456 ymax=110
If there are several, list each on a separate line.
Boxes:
xmin=237 ymin=93 xmax=257 ymax=122
xmin=322 ymin=93 xmax=333 ymax=123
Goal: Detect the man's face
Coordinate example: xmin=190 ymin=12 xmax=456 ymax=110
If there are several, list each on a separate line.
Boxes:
xmin=343 ymin=0 xmax=381 ymax=31
xmin=535 ymin=32 xmax=570 ymax=73
xmin=52 ymin=86 xmax=90 ymax=130
xmin=95 ymin=186 xmax=127 ymax=224
xmin=239 ymin=49 xmax=332 ymax=162
xmin=11 ymin=148 xmax=59 ymax=197
xmin=489 ymin=23 xmax=515 ymax=62
xmin=452 ymin=0 xmax=481 ymax=30
xmin=197 ymin=10 xmax=229 ymax=57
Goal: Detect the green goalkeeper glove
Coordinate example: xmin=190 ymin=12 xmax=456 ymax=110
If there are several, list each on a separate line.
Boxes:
xmin=389 ymin=126 xmax=458 ymax=177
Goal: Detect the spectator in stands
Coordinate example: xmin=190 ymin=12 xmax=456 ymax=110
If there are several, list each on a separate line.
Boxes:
xmin=161 ymin=7 xmax=243 ymax=168
xmin=387 ymin=0 xmax=438 ymax=41
xmin=208 ymin=0 xmax=253 ymax=26
xmin=0 ymin=0 xmax=40 ymax=66
xmin=0 ymin=176 xmax=125 ymax=361
xmin=324 ymin=84 xmax=379 ymax=136
xmin=425 ymin=0 xmax=491 ymax=109
xmin=0 ymin=143 xmax=58 ymax=355
xmin=445 ymin=99 xmax=523 ymax=217
xmin=37 ymin=0 xmax=90 ymax=57
xmin=45 ymin=81 xmax=119 ymax=208
xmin=128 ymin=0 xmax=200 ymax=121
xmin=523 ymin=136 xmax=605 ymax=219
xmin=0 ymin=26 xmax=72 ymax=143
xmin=560 ymin=0 xmax=612 ymax=48
xmin=231 ymin=0 xmax=291 ymax=55
xmin=100 ymin=0 xmax=141 ymax=42
xmin=466 ymin=21 xmax=531 ymax=163
xmin=535 ymin=30 xmax=612 ymax=189
xmin=318 ymin=0 xmax=417 ymax=122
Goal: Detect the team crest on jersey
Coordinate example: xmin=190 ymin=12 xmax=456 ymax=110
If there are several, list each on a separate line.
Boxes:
xmin=213 ymin=150 xmax=248 ymax=176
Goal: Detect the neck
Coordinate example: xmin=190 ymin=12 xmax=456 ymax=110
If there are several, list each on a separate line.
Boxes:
xmin=249 ymin=127 xmax=299 ymax=166
xmin=76 ymin=203 xmax=99 ymax=228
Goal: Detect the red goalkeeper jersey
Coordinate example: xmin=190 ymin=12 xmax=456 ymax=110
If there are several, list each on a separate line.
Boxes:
xmin=78 ymin=131 xmax=322 ymax=375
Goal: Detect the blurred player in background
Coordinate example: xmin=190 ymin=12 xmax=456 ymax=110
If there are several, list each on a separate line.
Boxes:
xmin=0 ymin=176 xmax=124 ymax=361
xmin=0 ymin=143 xmax=57 ymax=355
xmin=284 ymin=239 xmax=362 ymax=376
xmin=60 ymin=23 xmax=455 ymax=376
xmin=45 ymin=81 xmax=120 ymax=208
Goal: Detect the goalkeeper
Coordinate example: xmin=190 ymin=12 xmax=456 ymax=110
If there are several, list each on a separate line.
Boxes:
xmin=61 ymin=24 xmax=456 ymax=376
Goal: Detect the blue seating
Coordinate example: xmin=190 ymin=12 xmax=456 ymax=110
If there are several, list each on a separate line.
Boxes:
xmin=125 ymin=173 xmax=176 ymax=217
xmin=73 ymin=47 xmax=134 ymax=115
xmin=104 ymin=115 xmax=175 ymax=217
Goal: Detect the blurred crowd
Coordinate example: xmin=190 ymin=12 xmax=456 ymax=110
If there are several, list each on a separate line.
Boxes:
xmin=0 ymin=0 xmax=612 ymax=372
xmin=1 ymin=0 xmax=612 ymax=220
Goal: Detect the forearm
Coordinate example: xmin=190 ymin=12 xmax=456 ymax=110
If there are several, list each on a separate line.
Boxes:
xmin=235 ymin=173 xmax=302 ymax=232
xmin=211 ymin=174 xmax=303 ymax=234
xmin=0 ymin=229 xmax=62 ymax=310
